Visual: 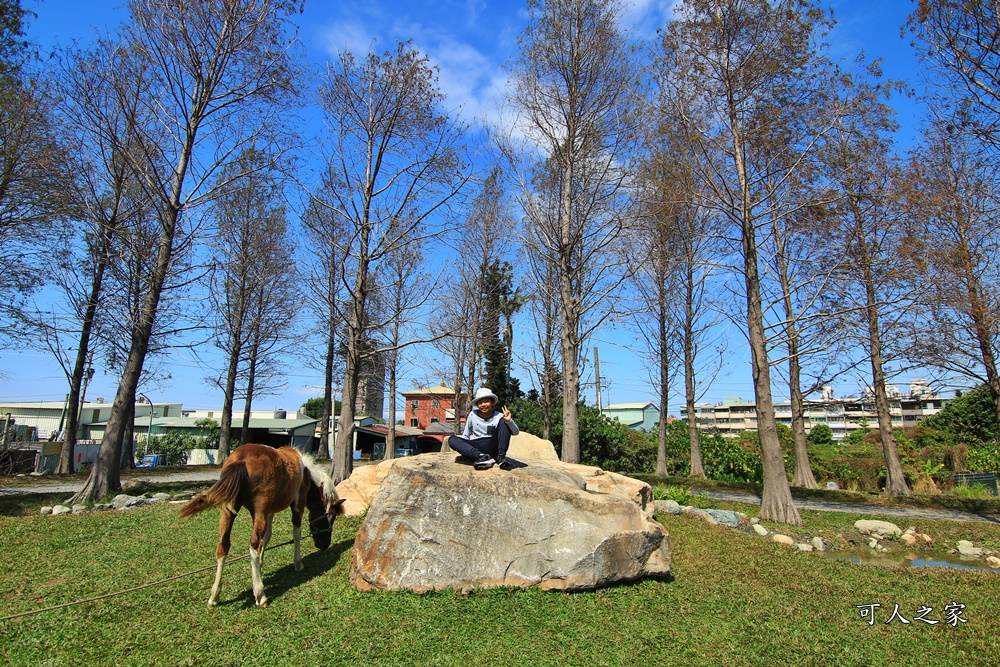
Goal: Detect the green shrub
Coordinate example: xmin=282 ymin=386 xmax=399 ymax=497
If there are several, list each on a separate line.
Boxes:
xmin=921 ymin=384 xmax=999 ymax=445
xmin=807 ymin=423 xmax=834 ymax=447
xmin=651 ymin=483 xmax=692 ymax=504
xmin=143 ymin=432 xmax=195 ymax=465
xmin=701 ymin=435 xmax=762 ymax=484
xmin=966 ymin=447 xmax=1000 ymax=473
xmin=952 ymin=483 xmax=995 ymax=499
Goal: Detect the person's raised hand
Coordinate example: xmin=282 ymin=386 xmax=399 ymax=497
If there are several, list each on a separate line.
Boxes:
xmin=502 ymin=405 xmax=512 ymax=422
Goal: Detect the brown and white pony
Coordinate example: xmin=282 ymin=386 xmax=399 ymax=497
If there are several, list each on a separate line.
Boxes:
xmin=180 ymin=444 xmax=345 ymax=607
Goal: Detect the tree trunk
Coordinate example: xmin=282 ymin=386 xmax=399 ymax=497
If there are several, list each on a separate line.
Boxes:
xmin=331 ymin=255 xmax=368 ymax=483
xmin=70 ymin=197 xmax=183 ymax=503
xmin=684 ymin=264 xmax=706 ymax=479
xmin=333 ymin=353 xmax=360 ymax=484
xmin=318 ymin=327 xmax=334 ymax=459
xmin=386 ymin=342 xmax=398 ymax=460
xmin=57 ymin=234 xmax=112 ymax=475
xmin=240 ymin=337 xmax=258 ymax=446
xmin=121 ymin=401 xmax=135 ymax=469
xmin=558 ymin=154 xmax=581 ymax=464
xmin=655 ymin=284 xmax=669 ymax=477
xmin=218 ymin=339 xmax=240 ymax=460
xmin=732 ymin=120 xmax=800 ymax=525
xmin=779 ymin=260 xmax=817 ymax=489
xmin=789 ymin=350 xmax=817 ymax=488
xmin=853 ymin=205 xmax=910 ymax=496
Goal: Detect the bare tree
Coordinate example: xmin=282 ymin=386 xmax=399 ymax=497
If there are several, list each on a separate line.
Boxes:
xmin=301 ymin=191 xmax=347 ymax=459
xmin=659 ymin=0 xmax=846 ymax=523
xmin=503 ymin=0 xmax=638 ymax=464
xmin=71 ymin=0 xmax=302 ymax=503
xmin=908 ymin=1 xmax=1000 ymax=150
xmin=822 ymin=70 xmax=912 ymax=496
xmin=0 ymin=4 xmax=68 ymax=346
xmin=634 ymin=127 xmax=726 ymax=478
xmin=317 ymin=42 xmax=469 ymax=484
xmin=40 ymin=41 xmax=155 ymax=474
xmin=377 ymin=232 xmax=431 ymax=458
xmin=209 ymin=148 xmax=296 ymax=458
xmin=900 ymin=116 xmax=1000 ymax=428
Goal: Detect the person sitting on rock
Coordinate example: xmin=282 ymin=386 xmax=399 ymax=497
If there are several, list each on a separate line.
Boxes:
xmin=450 ymin=387 xmax=518 ymax=470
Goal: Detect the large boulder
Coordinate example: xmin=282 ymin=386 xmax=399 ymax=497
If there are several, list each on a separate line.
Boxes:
xmin=350 ymin=453 xmax=671 ymax=593
xmin=336 ymin=433 xmax=643 ymax=517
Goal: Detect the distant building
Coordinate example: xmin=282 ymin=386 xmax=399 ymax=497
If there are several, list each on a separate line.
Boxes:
xmin=401 ymin=383 xmax=467 ymax=430
xmin=603 ymin=403 xmax=660 ymax=431
xmin=682 ymin=381 xmax=949 ymax=442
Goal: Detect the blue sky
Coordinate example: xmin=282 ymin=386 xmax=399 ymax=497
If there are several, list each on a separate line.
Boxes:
xmin=4 ymin=0 xmax=938 ymax=417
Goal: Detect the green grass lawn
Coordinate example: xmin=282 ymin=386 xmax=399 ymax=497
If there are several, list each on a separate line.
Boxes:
xmin=2 ymin=495 xmax=999 ymax=667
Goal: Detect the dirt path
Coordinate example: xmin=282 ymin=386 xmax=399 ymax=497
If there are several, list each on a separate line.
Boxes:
xmin=695 ymin=489 xmax=1000 ymax=524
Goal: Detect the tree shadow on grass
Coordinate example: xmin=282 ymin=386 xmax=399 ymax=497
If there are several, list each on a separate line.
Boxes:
xmin=214 ymin=535 xmax=354 ymax=608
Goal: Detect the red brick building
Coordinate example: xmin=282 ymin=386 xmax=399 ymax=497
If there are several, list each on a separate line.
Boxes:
xmin=401 ymin=383 xmax=467 ymax=430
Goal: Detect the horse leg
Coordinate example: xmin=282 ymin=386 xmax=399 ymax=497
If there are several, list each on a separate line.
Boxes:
xmin=259 ymin=515 xmax=274 ymax=569
xmin=248 ymin=513 xmax=270 ymax=607
xmin=292 ymin=507 xmax=304 ymax=572
xmin=208 ymin=509 xmax=236 ymax=607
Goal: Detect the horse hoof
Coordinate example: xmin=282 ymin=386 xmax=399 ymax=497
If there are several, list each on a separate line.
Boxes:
xmin=256 ymin=597 xmax=268 ymax=608
xmin=294 ymin=562 xmax=304 ymax=572
xmin=207 ymin=599 xmax=217 ymax=608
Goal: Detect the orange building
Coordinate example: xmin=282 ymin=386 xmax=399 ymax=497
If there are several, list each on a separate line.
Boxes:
xmin=401 ymin=383 xmax=468 ymax=430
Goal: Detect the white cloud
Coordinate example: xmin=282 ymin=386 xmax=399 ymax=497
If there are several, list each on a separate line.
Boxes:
xmin=318 ymin=20 xmax=382 ymax=57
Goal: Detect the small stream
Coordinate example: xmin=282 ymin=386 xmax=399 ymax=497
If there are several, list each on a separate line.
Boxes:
xmin=815 ymin=550 xmax=1000 ymax=573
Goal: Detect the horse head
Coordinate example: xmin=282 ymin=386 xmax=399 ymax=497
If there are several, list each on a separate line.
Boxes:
xmin=302 ymin=455 xmax=347 ymax=550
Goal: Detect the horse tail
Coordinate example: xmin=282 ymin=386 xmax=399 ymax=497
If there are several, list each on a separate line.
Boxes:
xmin=179 ymin=462 xmax=249 ymax=519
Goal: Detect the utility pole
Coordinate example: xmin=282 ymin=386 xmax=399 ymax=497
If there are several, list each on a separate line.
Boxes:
xmin=594 ymin=346 xmax=602 ymax=413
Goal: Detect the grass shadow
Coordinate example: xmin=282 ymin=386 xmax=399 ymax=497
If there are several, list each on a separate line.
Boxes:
xmin=212 ymin=535 xmax=354 ymax=608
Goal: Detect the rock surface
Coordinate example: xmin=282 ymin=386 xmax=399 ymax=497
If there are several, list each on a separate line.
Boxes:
xmin=337 ymin=434 xmax=652 ymax=518
xmin=350 ymin=453 xmax=671 ymax=593
xmin=854 ymin=519 xmax=902 ymax=537
xmin=653 ymin=499 xmax=682 ymax=515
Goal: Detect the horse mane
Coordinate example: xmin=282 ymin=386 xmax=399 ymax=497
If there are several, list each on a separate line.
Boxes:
xmin=300 ymin=452 xmax=339 ymax=503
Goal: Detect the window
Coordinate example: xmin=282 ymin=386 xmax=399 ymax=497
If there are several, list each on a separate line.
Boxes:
xmin=411 ymin=400 xmax=419 ymax=409
xmin=93 ymin=409 xmax=100 ymax=422
xmin=430 ymin=418 xmax=439 ymax=423
xmin=410 ymin=418 xmax=419 ymax=427
xmin=432 ymin=399 xmax=440 ymax=409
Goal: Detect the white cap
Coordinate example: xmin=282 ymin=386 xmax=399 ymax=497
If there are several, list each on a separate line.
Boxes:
xmin=473 ymin=387 xmax=498 ymax=404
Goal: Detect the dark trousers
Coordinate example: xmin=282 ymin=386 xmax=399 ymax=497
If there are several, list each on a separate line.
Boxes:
xmin=449 ymin=419 xmax=512 ymax=461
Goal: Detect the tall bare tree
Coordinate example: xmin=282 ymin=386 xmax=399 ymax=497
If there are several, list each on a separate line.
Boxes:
xmin=659 ymin=0 xmax=844 ymax=523
xmin=301 ymin=191 xmax=347 ymax=459
xmin=43 ymin=41 xmax=152 ymax=474
xmin=71 ymin=0 xmax=302 ymax=502
xmin=900 ymin=116 xmax=1000 ymax=428
xmin=504 ymin=0 xmax=638 ymax=464
xmin=209 ymin=148 xmax=295 ymax=458
xmin=377 ymin=233 xmax=430 ymax=458
xmin=317 ymin=42 xmax=469 ymax=484
xmin=822 ymin=68 xmax=911 ymax=496
xmin=634 ymin=125 xmax=725 ymax=478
